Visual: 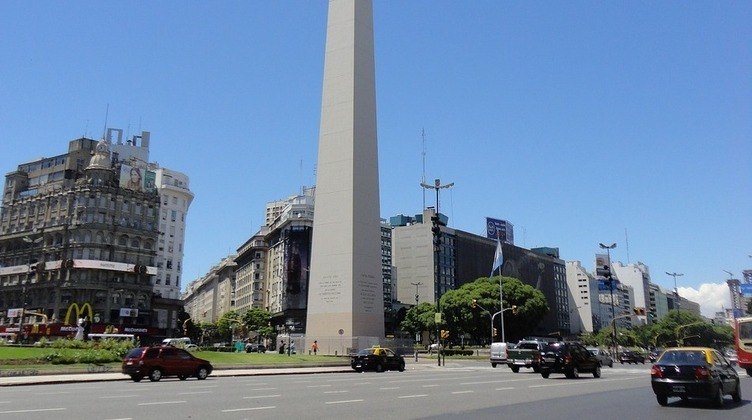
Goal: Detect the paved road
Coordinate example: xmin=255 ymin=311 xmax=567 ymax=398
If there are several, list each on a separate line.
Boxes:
xmin=0 ymin=362 xmax=749 ymax=419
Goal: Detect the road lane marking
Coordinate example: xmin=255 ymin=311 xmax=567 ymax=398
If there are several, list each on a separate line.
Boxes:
xmin=353 ymin=382 xmax=372 ymax=385
xmin=99 ymin=395 xmax=138 ymax=399
xmin=249 ymin=387 xmax=278 ymax=391
xmin=324 ymin=390 xmax=349 ymax=394
xmin=398 ymin=394 xmax=428 ymax=399
xmin=422 ymin=384 xmax=440 ymax=388
xmin=379 ymin=387 xmax=400 ymax=390
xmin=325 ymin=399 xmax=364 ymax=405
xmin=307 ymin=384 xmax=332 ymax=388
xmin=495 ymin=387 xmax=515 ymax=391
xmin=242 ymin=395 xmax=281 ymax=399
xmin=0 ymin=408 xmax=66 ymax=414
xmin=222 ymin=406 xmax=276 ymax=412
xmin=452 ymin=390 xmax=474 ymax=394
xmin=177 ymin=391 xmax=213 ymax=395
xmin=137 ymin=401 xmax=187 ymax=406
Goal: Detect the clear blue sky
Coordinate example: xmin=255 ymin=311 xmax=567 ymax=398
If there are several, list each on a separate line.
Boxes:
xmin=1 ymin=1 xmax=750 ymax=316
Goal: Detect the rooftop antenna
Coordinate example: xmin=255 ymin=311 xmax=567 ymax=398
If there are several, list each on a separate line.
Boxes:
xmin=102 ymin=103 xmax=109 ymax=139
xmin=421 ymin=128 xmax=427 ymax=210
xmin=625 ymin=228 xmax=630 ymax=264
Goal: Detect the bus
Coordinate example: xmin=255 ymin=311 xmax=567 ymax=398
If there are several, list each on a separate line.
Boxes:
xmin=734 ymin=316 xmax=752 ymax=377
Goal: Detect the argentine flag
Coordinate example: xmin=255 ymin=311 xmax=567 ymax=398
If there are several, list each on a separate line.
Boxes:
xmin=490 ymin=239 xmax=503 ymax=276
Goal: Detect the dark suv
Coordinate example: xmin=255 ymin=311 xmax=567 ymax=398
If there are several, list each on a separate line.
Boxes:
xmin=539 ymin=342 xmax=601 ymax=379
xmin=122 ymin=346 xmax=213 ymax=382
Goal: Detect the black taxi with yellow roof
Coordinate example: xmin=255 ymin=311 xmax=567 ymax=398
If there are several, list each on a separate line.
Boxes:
xmin=351 ymin=345 xmax=405 ymax=373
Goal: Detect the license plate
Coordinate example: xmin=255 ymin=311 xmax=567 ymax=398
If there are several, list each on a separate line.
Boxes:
xmin=672 ymin=385 xmax=686 ymax=393
xmin=355 ymin=364 xmax=362 ymax=368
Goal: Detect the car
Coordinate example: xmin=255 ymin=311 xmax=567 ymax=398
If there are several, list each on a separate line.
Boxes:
xmin=651 ymin=347 xmax=741 ymax=407
xmin=428 ymin=343 xmax=442 ymax=354
xmin=489 ymin=342 xmax=509 ymax=368
xmin=619 ymin=350 xmax=646 ymax=364
xmin=122 ymin=346 xmax=213 ymax=382
xmin=351 ymin=346 xmax=405 ymax=372
xmin=162 ymin=337 xmax=198 ymax=351
xmin=539 ymin=341 xmax=601 ymax=379
xmin=649 ymin=348 xmax=664 ymax=363
xmin=587 ymin=347 xmax=614 ymax=368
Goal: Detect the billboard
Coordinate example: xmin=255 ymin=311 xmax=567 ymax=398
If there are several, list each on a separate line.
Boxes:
xmin=120 ymin=164 xmax=156 ymax=193
xmin=284 ymin=226 xmax=312 ymax=310
xmin=485 ymin=217 xmax=514 ymax=244
xmin=740 ymin=283 xmax=752 ymax=297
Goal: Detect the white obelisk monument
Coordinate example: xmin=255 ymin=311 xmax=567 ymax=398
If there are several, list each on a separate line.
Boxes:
xmin=306 ymin=0 xmax=384 ymax=354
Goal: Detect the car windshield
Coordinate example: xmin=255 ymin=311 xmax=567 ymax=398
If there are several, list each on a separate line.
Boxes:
xmin=518 ymin=343 xmax=539 ymax=350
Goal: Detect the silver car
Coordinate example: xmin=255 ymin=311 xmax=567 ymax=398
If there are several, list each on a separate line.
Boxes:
xmin=587 ymin=347 xmax=614 ymax=368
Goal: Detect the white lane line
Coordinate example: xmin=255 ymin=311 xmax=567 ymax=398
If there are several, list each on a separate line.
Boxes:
xmin=324 ymin=391 xmax=349 ymax=394
xmin=307 ymin=384 xmax=332 ymax=388
xmin=452 ymin=390 xmax=474 ymax=395
xmin=422 ymin=384 xmax=440 ymax=388
xmin=495 ymin=387 xmax=515 ymax=391
xmin=249 ymin=387 xmax=278 ymax=391
xmin=99 ymin=395 xmax=138 ymax=399
xmin=177 ymin=391 xmax=213 ymax=395
xmin=242 ymin=395 xmax=281 ymax=400
xmin=137 ymin=401 xmax=187 ymax=406
xmin=353 ymin=382 xmax=372 ymax=385
xmin=0 ymin=408 xmax=66 ymax=414
xmin=325 ymin=399 xmax=364 ymax=405
xmin=398 ymin=394 xmax=428 ymax=399
xmin=104 ymin=418 xmax=133 ymax=420
xmin=379 ymin=387 xmax=400 ymax=390
xmin=222 ymin=406 xmax=276 ymax=413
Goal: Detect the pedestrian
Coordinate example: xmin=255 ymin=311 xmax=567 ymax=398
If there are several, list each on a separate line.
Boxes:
xmin=82 ymin=316 xmax=91 ymax=341
xmin=74 ymin=316 xmax=84 ymax=340
xmin=311 ymin=340 xmax=319 ymax=355
xmin=279 ymin=341 xmax=286 ymax=354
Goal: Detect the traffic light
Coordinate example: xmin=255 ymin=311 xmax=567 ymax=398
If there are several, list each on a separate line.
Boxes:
xmin=493 ymin=327 xmax=498 ymax=337
xmin=471 ymin=299 xmax=477 ymax=308
xmin=441 ymin=329 xmax=449 ymax=339
xmin=603 ymin=265 xmax=612 ymax=279
xmin=512 ymin=305 xmax=518 ymax=315
xmin=632 ymin=307 xmax=647 ymax=316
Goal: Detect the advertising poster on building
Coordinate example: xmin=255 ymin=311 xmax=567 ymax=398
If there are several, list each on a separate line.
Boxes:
xmin=740 ymin=284 xmax=752 ymax=297
xmin=485 ymin=217 xmax=514 ymax=244
xmin=119 ymin=164 xmax=144 ymax=192
xmin=143 ymin=170 xmax=156 ymax=193
xmin=284 ymin=227 xmax=311 ymax=310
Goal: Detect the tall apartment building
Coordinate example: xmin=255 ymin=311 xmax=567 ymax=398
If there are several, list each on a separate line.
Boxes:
xmin=610 ymin=261 xmax=651 ymax=325
xmin=103 ymin=128 xmax=194 ymax=300
xmin=234 ymin=229 xmax=268 ymax=313
xmin=565 ymin=261 xmax=594 ymax=333
xmin=182 ymin=256 xmax=236 ymax=324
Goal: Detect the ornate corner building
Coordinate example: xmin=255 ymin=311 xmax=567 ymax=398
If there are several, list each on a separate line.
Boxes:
xmin=0 ymin=132 xmax=186 ymax=340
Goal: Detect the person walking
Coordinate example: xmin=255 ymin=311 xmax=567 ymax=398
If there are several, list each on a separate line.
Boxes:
xmin=311 ymin=340 xmax=319 ymax=355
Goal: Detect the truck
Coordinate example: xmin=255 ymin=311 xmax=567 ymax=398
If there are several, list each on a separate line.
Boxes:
xmin=506 ymin=340 xmax=550 ymax=373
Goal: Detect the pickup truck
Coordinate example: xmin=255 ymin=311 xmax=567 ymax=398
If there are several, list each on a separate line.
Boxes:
xmin=506 ymin=340 xmax=548 ymax=373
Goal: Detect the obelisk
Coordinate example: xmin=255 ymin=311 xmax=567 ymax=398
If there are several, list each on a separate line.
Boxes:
xmin=306 ymin=0 xmax=384 ymax=354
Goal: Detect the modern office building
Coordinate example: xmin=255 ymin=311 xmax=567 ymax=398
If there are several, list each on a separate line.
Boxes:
xmin=610 ymin=261 xmax=651 ymax=324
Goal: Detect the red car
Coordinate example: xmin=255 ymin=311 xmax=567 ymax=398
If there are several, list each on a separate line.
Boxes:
xmin=122 ymin=346 xmax=213 ymax=382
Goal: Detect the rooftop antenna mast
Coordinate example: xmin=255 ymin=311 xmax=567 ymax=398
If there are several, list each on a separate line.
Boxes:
xmin=625 ymin=228 xmax=630 ymax=264
xmin=421 ymin=128 xmax=427 ymax=210
xmin=102 ymin=103 xmax=110 ymax=140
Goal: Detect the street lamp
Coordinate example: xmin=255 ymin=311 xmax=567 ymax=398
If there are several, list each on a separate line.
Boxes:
xmin=20 ymin=234 xmax=43 ymax=343
xmin=665 ymin=271 xmax=683 ymax=317
xmin=420 ymin=178 xmax=453 ymax=367
xmin=410 ymin=282 xmax=423 ymax=307
xmin=472 ymin=299 xmax=516 ymax=344
xmin=599 ymin=242 xmax=617 ymax=355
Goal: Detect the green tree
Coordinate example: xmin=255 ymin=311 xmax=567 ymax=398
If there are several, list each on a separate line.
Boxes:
xmin=400 ymin=302 xmax=437 ymax=341
xmin=217 ymin=310 xmax=243 ymax=342
xmin=440 ymin=276 xmax=548 ymax=344
xmin=241 ymin=308 xmax=274 ymax=341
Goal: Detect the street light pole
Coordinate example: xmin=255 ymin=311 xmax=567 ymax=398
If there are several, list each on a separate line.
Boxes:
xmin=599 ymin=242 xmax=617 ymax=355
xmin=21 ymin=233 xmax=43 ymax=343
xmin=420 ymin=178 xmax=454 ymax=367
xmin=665 ymin=271 xmax=683 ymax=317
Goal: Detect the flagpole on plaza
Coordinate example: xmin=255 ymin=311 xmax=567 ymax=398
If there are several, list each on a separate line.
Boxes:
xmin=491 ymin=235 xmax=505 ymax=343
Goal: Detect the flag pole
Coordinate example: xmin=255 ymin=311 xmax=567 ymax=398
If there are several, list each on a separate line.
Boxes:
xmin=498 ymin=234 xmax=505 ymax=343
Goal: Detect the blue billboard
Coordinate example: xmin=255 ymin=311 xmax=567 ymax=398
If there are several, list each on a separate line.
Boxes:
xmin=740 ymin=283 xmax=752 ymax=297
xmin=486 ymin=217 xmax=514 ymax=244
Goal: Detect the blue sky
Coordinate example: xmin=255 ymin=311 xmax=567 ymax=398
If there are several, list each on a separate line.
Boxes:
xmin=1 ymin=1 xmax=750 ymax=316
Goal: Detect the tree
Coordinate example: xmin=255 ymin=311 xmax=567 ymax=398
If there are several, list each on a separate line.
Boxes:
xmin=440 ymin=276 xmax=548 ymax=344
xmin=400 ymin=302 xmax=437 ymax=342
xmin=217 ymin=310 xmax=243 ymax=342
xmin=241 ymin=308 xmax=274 ymax=341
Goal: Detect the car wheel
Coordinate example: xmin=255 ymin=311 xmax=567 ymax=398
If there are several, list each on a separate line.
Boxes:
xmin=398 ymin=362 xmax=405 ymax=372
xmin=149 ymin=368 xmax=162 ymax=382
xmin=353 ymin=367 xmax=362 ymax=373
xmin=511 ymin=366 xmax=520 ymax=373
xmin=533 ymin=366 xmax=541 ymax=373
xmin=491 ymin=362 xmax=497 ymax=368
xmin=714 ymin=386 xmax=725 ymax=408
xmin=196 ymin=366 xmax=209 ymax=380
xmin=609 ymin=361 xmax=613 ymax=368
xmin=571 ymin=366 xmax=579 ymax=378
xmin=178 ymin=375 xmax=187 ymax=381
xmin=131 ymin=375 xmax=143 ymax=382
xmin=747 ymin=368 xmax=752 ymax=377
xmin=541 ymin=371 xmax=550 ymax=379
xmin=375 ymin=363 xmax=384 ymax=372
xmin=656 ymin=394 xmax=668 ymax=406
xmin=732 ymin=380 xmax=742 ymax=403
xmin=621 ymin=361 xmax=624 ymax=364
xmin=593 ymin=365 xmax=601 ymax=378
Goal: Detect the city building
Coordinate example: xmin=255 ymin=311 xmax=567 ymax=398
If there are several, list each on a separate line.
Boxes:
xmin=182 ymin=256 xmax=236 ymax=325
xmin=485 ymin=217 xmax=514 ymax=244
xmin=565 ymin=261 xmax=594 ymax=333
xmin=610 ymin=261 xmax=651 ymax=325
xmin=233 ymin=229 xmax=268 ymax=313
xmin=0 ymin=135 xmax=183 ymax=338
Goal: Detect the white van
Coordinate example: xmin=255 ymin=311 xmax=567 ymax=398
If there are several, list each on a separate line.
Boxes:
xmin=490 ymin=342 xmax=509 ymax=367
xmin=162 ymin=337 xmax=198 ymax=351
